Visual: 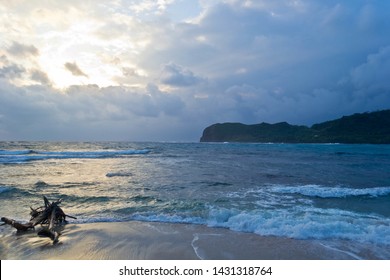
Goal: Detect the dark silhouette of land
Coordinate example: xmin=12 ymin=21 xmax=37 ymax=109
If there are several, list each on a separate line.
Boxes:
xmin=200 ymin=110 xmax=390 ymax=144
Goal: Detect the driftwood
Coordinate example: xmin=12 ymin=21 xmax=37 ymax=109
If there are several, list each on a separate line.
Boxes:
xmin=1 ymin=196 xmax=76 ymax=244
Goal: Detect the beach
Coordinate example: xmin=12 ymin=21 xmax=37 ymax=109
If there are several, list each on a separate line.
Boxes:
xmin=1 ymin=220 xmax=388 ymax=260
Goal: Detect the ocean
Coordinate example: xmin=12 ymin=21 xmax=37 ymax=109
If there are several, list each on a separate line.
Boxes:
xmin=1 ymin=141 xmax=390 ymax=258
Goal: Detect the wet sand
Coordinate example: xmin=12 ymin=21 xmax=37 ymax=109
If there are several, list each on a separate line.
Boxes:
xmin=1 ymin=221 xmax=388 ymax=260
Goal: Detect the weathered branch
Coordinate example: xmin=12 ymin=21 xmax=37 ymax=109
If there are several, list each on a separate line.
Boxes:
xmin=1 ymin=196 xmax=76 ymax=244
xmin=0 ymin=217 xmax=34 ymax=232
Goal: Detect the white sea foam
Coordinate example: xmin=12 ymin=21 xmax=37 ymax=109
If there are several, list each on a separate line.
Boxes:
xmin=97 ymin=203 xmax=390 ymax=246
xmin=271 ymin=184 xmax=390 ymax=198
xmin=205 ymin=206 xmax=390 ymax=245
xmin=73 ymin=216 xmax=123 ymax=224
xmin=131 ymin=213 xmax=205 ymax=225
xmin=318 ymin=243 xmax=363 ymax=260
xmin=191 ymin=234 xmax=204 ymax=260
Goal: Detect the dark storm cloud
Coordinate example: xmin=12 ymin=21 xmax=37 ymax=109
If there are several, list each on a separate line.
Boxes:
xmin=177 ymin=1 xmax=390 ymax=126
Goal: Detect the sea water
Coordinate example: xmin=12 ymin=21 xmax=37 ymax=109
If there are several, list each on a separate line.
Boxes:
xmin=1 ymin=142 xmax=390 ymax=255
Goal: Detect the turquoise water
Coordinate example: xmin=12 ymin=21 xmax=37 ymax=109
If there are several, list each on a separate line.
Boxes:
xmin=1 ymin=141 xmax=390 ymax=248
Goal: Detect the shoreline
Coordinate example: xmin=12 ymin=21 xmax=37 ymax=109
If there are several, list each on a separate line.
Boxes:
xmin=1 ymin=221 xmax=389 ymax=260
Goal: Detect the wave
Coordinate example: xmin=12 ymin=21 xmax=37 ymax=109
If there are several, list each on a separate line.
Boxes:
xmin=0 ymin=149 xmax=150 ymax=164
xmin=129 ymin=213 xmax=205 ymax=225
xmin=35 ymin=149 xmax=150 ymax=157
xmin=0 ymin=186 xmax=35 ymax=198
xmin=123 ymin=205 xmax=390 ymax=246
xmin=270 ymin=184 xmax=390 ymax=198
xmin=205 ymin=206 xmax=390 ymax=245
xmin=0 ymin=149 xmax=33 ymax=155
xmin=0 ymin=186 xmax=13 ymax=194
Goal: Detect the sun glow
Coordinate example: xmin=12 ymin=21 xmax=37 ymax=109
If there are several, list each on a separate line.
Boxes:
xmin=11 ymin=7 xmax=153 ymax=89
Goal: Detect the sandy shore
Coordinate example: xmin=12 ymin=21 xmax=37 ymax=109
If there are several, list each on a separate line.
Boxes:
xmin=0 ymin=221 xmax=388 ymax=260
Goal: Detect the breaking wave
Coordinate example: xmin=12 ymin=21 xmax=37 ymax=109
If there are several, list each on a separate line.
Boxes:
xmin=111 ymin=204 xmax=390 ymax=246
xmin=270 ymin=185 xmax=390 ymax=198
xmin=204 ymin=206 xmax=390 ymax=245
xmin=0 ymin=149 xmax=150 ymax=164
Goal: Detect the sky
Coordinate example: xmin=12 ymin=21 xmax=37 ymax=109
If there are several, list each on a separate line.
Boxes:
xmin=1 ymin=0 xmax=390 ymax=141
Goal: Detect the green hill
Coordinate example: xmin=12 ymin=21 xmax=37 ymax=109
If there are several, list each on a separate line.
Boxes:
xmin=200 ymin=110 xmax=390 ymax=144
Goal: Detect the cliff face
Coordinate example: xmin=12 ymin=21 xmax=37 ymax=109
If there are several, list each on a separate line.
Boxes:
xmin=200 ymin=110 xmax=390 ymax=144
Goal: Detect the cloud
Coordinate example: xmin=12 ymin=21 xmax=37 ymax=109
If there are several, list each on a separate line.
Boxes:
xmin=212 ymin=45 xmax=390 ymax=125
xmin=1 ymin=0 xmax=390 ymax=141
xmin=121 ymin=67 xmax=146 ymax=78
xmin=145 ymin=83 xmax=185 ymax=116
xmin=0 ymin=80 xmax=187 ymax=140
xmin=0 ymin=55 xmax=51 ymax=86
xmin=64 ymin=62 xmax=89 ymax=77
xmin=160 ymin=62 xmax=205 ymax=87
xmin=349 ymin=46 xmax=390 ymax=92
xmin=6 ymin=41 xmax=39 ymax=57
xmin=0 ymin=63 xmax=26 ymax=79
xmin=128 ymin=0 xmax=175 ymax=15
xmin=0 ymin=56 xmax=26 ymax=79
xmin=30 ymin=69 xmax=51 ymax=85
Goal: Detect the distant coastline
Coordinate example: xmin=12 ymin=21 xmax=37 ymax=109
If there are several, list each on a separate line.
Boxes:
xmin=200 ymin=110 xmax=390 ymax=144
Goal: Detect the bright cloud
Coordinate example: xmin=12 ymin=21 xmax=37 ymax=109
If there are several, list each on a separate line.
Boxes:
xmin=1 ymin=0 xmax=390 ymax=141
